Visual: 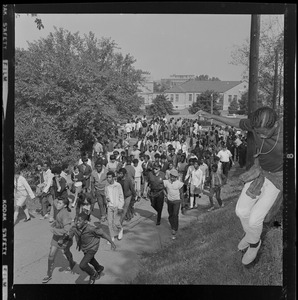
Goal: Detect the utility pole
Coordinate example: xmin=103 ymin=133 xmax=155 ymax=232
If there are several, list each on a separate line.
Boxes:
xmin=246 ymin=14 xmax=261 ymax=170
xmin=210 ymin=93 xmax=213 ymax=126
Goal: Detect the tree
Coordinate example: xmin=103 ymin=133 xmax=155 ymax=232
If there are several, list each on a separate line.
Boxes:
xmin=188 ymin=90 xmax=221 ymax=115
xmin=15 ymin=28 xmax=146 ymax=149
xmin=16 ymin=13 xmax=44 ymax=30
xmin=146 ymin=94 xmax=173 ymax=116
xmin=195 ymin=75 xmax=221 ymax=81
xmin=230 ymin=16 xmax=284 ymax=108
xmin=153 ymin=81 xmax=170 ymax=93
xmin=228 ymin=98 xmax=239 ymax=114
xmin=238 ymin=91 xmax=266 ymax=115
xmin=15 ymin=105 xmax=82 ymax=169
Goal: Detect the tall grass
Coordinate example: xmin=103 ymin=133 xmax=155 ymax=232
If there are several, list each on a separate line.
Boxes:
xmin=131 ymin=166 xmax=282 ymax=285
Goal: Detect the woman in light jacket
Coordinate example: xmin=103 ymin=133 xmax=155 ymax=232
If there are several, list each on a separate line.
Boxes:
xmin=14 ymin=165 xmax=36 ymax=225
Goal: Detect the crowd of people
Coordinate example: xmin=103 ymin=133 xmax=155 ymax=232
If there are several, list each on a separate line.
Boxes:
xmin=15 ymin=107 xmax=283 ymax=284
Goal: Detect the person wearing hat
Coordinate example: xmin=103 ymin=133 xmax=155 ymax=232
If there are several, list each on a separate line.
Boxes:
xmin=147 ymin=162 xmax=166 ymax=225
xmin=163 ymin=169 xmax=184 ymax=240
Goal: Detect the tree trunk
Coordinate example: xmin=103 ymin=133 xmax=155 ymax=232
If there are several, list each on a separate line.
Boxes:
xmin=246 ymin=15 xmax=261 ymax=170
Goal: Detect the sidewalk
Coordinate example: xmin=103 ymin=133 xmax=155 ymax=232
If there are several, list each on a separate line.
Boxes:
xmin=14 ymin=192 xmax=211 ymax=284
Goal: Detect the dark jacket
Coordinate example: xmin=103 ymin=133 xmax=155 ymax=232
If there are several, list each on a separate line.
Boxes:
xmin=68 ymin=224 xmax=104 ymax=252
xmin=78 ymin=164 xmax=92 ymax=188
xmin=52 ymin=177 xmax=68 ymax=200
xmin=118 ymin=176 xmax=136 ymax=199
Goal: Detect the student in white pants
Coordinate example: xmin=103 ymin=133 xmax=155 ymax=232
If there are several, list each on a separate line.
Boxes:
xmin=235 ymin=177 xmax=280 ymax=249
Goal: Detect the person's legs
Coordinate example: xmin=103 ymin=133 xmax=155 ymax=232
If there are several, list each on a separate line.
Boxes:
xmin=89 ymin=256 xmax=104 ymax=273
xmin=215 ymin=187 xmax=222 ymax=207
xmin=120 ymin=196 xmax=131 ymax=225
xmin=22 ymin=204 xmax=31 ymax=220
xmin=171 ymin=201 xmax=181 ymax=232
xmin=235 ymin=179 xmax=280 ymax=248
xmin=245 ymin=178 xmax=280 ymax=243
xmin=43 ymin=246 xmax=58 ymax=283
xmin=107 ymin=206 xmax=118 ymax=239
xmin=167 ymin=200 xmax=174 ymax=228
xmin=135 ymin=177 xmax=141 ymax=198
xmin=222 ymin=162 xmax=229 ymax=177
xmin=143 ymin=179 xmax=149 ymax=198
xmin=155 ymin=193 xmax=164 ymax=224
xmin=41 ymin=195 xmax=49 ymax=217
xmin=237 ymin=178 xmax=280 ymax=264
xmin=72 ymin=186 xmax=82 ymax=208
xmin=96 ymin=191 xmax=107 ymax=221
xmin=79 ymin=251 xmax=97 ymax=276
xmin=208 ymin=187 xmax=215 ymax=210
xmin=14 ymin=206 xmax=20 ymax=224
xmin=189 ymin=184 xmax=195 ymax=208
xmin=63 ymin=240 xmax=75 ymax=270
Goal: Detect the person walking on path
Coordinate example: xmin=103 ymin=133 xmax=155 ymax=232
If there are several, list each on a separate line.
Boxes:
xmin=105 ymin=171 xmax=125 ymax=242
xmin=132 ymin=158 xmax=143 ymax=201
xmin=67 ymin=212 xmax=116 ymax=284
xmin=49 ymin=166 xmax=69 ymax=223
xmin=90 ymin=161 xmax=108 ymax=222
xmin=117 ymin=168 xmax=136 ymax=225
xmin=216 ymin=142 xmax=234 ymax=181
xmin=42 ymin=197 xmax=75 ymax=283
xmin=201 ymin=106 xmax=283 ymax=265
xmin=184 ymin=159 xmax=203 ymax=209
xmin=14 ymin=165 xmax=36 ymax=224
xmin=206 ymin=164 xmax=226 ymax=212
xmin=148 ymin=162 xmax=166 ymax=225
xmin=163 ymin=169 xmax=184 ymax=240
xmin=78 ymin=157 xmax=92 ymax=193
xmin=39 ymin=162 xmax=55 ymax=220
xmin=70 ymin=165 xmax=84 ymax=209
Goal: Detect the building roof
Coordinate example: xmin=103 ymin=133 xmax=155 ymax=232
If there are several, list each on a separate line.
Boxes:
xmin=164 ymin=80 xmax=244 ymax=93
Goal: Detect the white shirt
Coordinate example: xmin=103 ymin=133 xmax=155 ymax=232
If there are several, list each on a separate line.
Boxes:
xmin=136 ymin=121 xmax=142 ymax=130
xmin=105 ymin=181 xmax=124 ymax=209
xmin=217 ymin=149 xmax=232 ymax=162
xmin=133 ymin=163 xmax=143 ymax=178
xmin=125 ymin=123 xmax=132 ymax=133
xmin=43 ymin=169 xmax=54 ymax=193
xmin=131 ymin=149 xmax=141 ymax=160
xmin=199 ymin=163 xmax=209 ymax=178
xmin=189 ymin=168 xmax=203 ymax=187
xmin=14 ymin=175 xmax=35 ymax=199
xmin=78 ymin=158 xmax=92 ymax=167
xmin=163 ymin=179 xmax=183 ymax=201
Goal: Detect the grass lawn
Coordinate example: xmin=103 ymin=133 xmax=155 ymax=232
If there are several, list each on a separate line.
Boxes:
xmin=131 ymin=165 xmax=282 ymax=285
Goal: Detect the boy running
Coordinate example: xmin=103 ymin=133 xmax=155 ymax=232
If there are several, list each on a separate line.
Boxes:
xmin=67 ymin=212 xmax=116 ymax=284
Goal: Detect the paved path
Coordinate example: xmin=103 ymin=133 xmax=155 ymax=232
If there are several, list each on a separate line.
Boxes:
xmin=14 ymin=192 xmax=214 ymax=284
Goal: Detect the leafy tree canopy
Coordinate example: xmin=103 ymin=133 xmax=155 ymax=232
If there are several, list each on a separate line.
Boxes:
xmin=195 ymin=75 xmax=221 ymax=81
xmin=146 ymin=94 xmax=173 ymax=116
xmin=15 ymin=27 xmax=146 ymax=148
xmin=188 ymin=90 xmax=221 ymax=115
xmin=238 ymin=91 xmax=266 ymax=115
xmin=230 ymin=17 xmax=284 ymax=108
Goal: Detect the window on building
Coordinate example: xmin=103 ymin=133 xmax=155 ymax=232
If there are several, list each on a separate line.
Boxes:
xmin=228 ymin=95 xmax=232 ymax=102
xmin=189 ymin=94 xmax=192 ymax=101
xmin=233 ymin=95 xmax=238 ymax=101
xmin=170 ymin=94 xmax=174 ymax=102
xmin=175 ymin=94 xmax=179 ymax=102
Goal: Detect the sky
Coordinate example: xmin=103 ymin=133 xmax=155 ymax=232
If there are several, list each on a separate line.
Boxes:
xmin=15 ymin=14 xmax=284 ymax=82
